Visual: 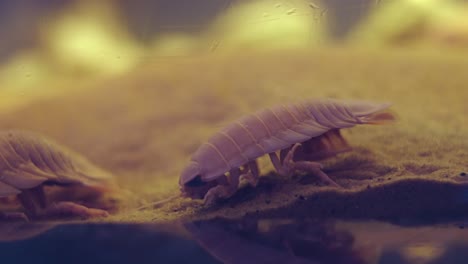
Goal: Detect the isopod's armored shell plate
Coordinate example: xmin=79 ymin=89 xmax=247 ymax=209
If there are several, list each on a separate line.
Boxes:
xmin=0 ymin=130 xmax=114 ymax=197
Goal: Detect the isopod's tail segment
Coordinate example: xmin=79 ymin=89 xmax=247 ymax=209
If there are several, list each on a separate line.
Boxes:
xmin=360 ymin=106 xmax=397 ymax=125
xmin=362 ymin=111 xmax=396 ymax=125
xmin=346 ymin=101 xmax=397 ymax=125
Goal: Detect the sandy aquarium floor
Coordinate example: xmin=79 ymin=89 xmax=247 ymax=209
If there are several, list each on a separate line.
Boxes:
xmin=0 ymin=47 xmax=467 ymax=223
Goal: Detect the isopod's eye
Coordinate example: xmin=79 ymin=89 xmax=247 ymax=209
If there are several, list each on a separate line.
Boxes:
xmin=185 ymin=176 xmax=206 ymax=187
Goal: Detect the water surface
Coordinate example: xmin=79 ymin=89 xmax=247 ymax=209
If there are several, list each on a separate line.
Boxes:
xmin=1 ymin=218 xmax=467 ymax=264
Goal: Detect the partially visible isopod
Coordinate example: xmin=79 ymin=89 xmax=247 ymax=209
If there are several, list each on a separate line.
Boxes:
xmin=0 ymin=130 xmax=118 ymax=220
xmin=179 ymin=98 xmax=396 ymax=204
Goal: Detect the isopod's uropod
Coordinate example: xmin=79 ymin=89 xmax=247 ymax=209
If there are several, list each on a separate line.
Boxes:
xmin=0 ymin=130 xmax=118 ymax=220
xmin=179 ymin=98 xmax=395 ymax=204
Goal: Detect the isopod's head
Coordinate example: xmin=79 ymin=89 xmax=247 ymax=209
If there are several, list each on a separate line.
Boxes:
xmin=343 ymin=100 xmax=396 ymax=124
xmin=179 ymin=161 xmax=217 ymax=199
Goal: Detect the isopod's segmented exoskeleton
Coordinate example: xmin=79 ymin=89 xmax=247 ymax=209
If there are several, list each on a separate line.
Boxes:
xmin=179 ymin=98 xmax=395 ymax=204
xmin=0 ymin=130 xmax=117 ymax=220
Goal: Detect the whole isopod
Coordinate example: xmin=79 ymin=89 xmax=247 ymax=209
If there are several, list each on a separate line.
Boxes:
xmin=0 ymin=130 xmax=117 ymax=220
xmin=180 ymin=98 xmax=395 ymax=204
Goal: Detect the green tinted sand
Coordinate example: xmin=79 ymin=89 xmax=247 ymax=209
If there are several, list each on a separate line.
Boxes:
xmin=0 ymin=48 xmax=466 ymax=223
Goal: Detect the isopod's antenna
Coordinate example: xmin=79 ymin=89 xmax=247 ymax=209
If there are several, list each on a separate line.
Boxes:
xmin=137 ymin=194 xmax=181 ymax=211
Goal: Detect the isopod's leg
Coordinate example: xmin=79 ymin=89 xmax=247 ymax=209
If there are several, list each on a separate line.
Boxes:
xmin=18 ymin=185 xmax=109 ymax=219
xmin=238 ymin=163 xmax=253 ymax=186
xmin=17 ymin=185 xmax=51 ymax=219
xmin=269 ymin=152 xmax=288 ymax=175
xmin=283 ymin=143 xmax=302 ymax=170
xmin=283 ymin=143 xmax=340 ymax=187
xmin=293 ymin=161 xmax=340 ymax=187
xmin=30 ymin=185 xmax=47 ymax=208
xmin=280 ymin=146 xmax=292 ymax=163
xmin=44 ymin=201 xmax=109 ymax=218
xmin=17 ymin=187 xmax=41 ymax=217
xmin=203 ymin=168 xmax=242 ymax=205
xmin=269 ymin=144 xmax=300 ymax=177
xmin=242 ymin=160 xmax=260 ymax=187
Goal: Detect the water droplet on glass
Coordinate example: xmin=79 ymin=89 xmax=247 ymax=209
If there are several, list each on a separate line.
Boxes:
xmin=210 ymin=40 xmax=220 ymax=52
xmin=309 ymin=2 xmax=320 ymax=9
xmin=320 ymin=8 xmax=327 ymax=17
xmin=274 ymin=3 xmax=281 ymax=8
xmin=286 ymin=8 xmax=296 ymax=15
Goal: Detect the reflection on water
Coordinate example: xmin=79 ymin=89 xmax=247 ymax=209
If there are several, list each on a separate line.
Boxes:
xmin=0 ymin=223 xmax=220 ymax=264
xmin=185 ymin=218 xmax=362 ymax=264
xmin=1 ymin=218 xmax=468 ymax=264
xmin=0 ymin=222 xmax=57 ymax=242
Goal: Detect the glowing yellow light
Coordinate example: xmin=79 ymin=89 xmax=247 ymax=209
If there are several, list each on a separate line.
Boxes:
xmin=41 ymin=2 xmax=142 ymax=76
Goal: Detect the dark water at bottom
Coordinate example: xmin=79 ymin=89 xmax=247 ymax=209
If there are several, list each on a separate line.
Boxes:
xmin=1 ymin=217 xmax=468 ymax=264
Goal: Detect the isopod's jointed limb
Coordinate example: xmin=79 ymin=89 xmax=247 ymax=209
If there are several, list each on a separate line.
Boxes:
xmin=242 ymin=160 xmax=260 ymax=187
xmin=179 ymin=98 xmax=396 ymax=205
xmin=268 ymin=143 xmax=339 ymax=186
xmin=1 ymin=186 xmax=109 ymax=221
xmin=203 ymin=160 xmax=261 ymax=204
xmin=16 ymin=185 xmax=109 ymax=219
xmin=204 ymin=168 xmax=242 ymax=205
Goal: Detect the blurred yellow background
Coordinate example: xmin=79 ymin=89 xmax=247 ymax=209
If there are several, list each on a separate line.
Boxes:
xmin=1 ymin=0 xmax=467 ymax=112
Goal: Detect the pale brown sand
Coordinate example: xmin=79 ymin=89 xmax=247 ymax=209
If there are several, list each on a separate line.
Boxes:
xmin=0 ymin=48 xmax=467 ymax=222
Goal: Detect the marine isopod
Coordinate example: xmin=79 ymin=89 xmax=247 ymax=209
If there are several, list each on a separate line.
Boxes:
xmin=180 ymin=98 xmax=395 ymax=204
xmin=0 ymin=130 xmax=117 ymax=220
